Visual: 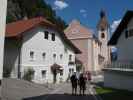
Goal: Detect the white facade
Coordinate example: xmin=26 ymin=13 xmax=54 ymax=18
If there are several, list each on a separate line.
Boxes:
xmin=87 ymin=38 xmax=102 ymax=74
xmin=92 ymin=39 xmax=102 ymax=72
xmin=117 ymin=17 xmax=133 ymax=62
xmin=0 ymin=0 xmax=7 ymax=80
xmin=6 ymin=26 xmax=77 ymax=83
xmin=104 ymin=11 xmax=133 ymax=91
xmin=0 ymin=0 xmax=7 ymax=96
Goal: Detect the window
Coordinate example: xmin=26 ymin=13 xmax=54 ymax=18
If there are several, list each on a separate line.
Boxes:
xmin=60 ymin=54 xmax=63 ymax=59
xmin=52 ymin=33 xmax=55 ymax=41
xmin=72 ymin=68 xmax=74 ymax=73
xmin=44 ymin=31 xmax=49 ymax=39
xmin=30 ymin=51 xmax=34 ymax=60
xmin=42 ymin=70 xmax=46 ymax=78
xmin=69 ymin=69 xmax=71 ymax=73
xmin=53 ymin=54 xmax=56 ymax=59
xmin=101 ymin=28 xmax=105 ymax=31
xmin=69 ymin=54 xmax=72 ymax=61
xmin=125 ymin=30 xmax=128 ymax=38
xmin=129 ymin=29 xmax=133 ymax=37
xmin=101 ymin=33 xmax=105 ymax=38
xmin=125 ymin=29 xmax=133 ymax=38
xmin=69 ymin=68 xmax=74 ymax=74
xmin=60 ymin=70 xmax=63 ymax=76
xmin=42 ymin=53 xmax=46 ymax=60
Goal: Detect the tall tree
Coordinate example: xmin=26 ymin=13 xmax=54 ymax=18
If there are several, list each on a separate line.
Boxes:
xmin=7 ymin=0 xmax=67 ymax=30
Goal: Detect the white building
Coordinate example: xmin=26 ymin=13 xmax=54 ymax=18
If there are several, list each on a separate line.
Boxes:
xmin=0 ymin=0 xmax=7 ymax=95
xmin=64 ymin=11 xmax=111 ymax=75
xmin=4 ymin=17 xmax=81 ymax=83
xmin=104 ymin=11 xmax=133 ymax=91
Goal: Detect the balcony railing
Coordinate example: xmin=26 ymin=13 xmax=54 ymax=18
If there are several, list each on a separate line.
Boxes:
xmin=103 ymin=61 xmax=133 ymax=72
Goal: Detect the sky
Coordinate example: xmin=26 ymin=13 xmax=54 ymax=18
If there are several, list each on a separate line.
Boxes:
xmin=45 ymin=0 xmax=133 ymax=33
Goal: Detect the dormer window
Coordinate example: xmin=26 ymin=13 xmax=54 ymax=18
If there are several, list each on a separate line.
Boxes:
xmin=101 ymin=33 xmax=105 ymax=38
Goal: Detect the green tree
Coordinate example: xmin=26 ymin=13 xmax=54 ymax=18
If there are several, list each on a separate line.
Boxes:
xmin=7 ymin=0 xmax=67 ymax=30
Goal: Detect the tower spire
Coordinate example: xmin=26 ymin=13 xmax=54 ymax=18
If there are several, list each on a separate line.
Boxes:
xmin=100 ymin=10 xmax=106 ymax=18
xmin=97 ymin=10 xmax=111 ymax=63
xmin=97 ymin=10 xmax=109 ymax=31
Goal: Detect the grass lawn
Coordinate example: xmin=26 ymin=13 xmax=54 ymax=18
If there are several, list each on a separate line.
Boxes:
xmin=95 ymin=86 xmax=133 ymax=100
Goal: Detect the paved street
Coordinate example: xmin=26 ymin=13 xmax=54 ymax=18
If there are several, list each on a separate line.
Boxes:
xmin=2 ymin=78 xmax=96 ymax=100
xmin=23 ymin=82 xmax=96 ymax=100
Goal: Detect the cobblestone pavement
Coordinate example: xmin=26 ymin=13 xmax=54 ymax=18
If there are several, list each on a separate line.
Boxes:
xmin=24 ymin=82 xmax=96 ymax=100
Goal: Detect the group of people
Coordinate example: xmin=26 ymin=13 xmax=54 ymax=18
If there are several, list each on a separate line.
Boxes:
xmin=70 ymin=72 xmax=91 ymax=95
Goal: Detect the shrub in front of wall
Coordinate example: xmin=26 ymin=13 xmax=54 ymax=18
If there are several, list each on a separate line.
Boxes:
xmin=23 ymin=68 xmax=34 ymax=82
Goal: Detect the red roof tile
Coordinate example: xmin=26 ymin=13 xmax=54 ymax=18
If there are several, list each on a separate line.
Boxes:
xmin=6 ymin=17 xmax=55 ymax=37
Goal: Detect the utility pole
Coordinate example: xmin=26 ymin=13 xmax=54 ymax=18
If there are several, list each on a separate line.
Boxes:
xmin=0 ymin=0 xmax=7 ymax=98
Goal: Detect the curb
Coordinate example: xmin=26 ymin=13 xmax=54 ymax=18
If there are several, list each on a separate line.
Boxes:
xmin=88 ymin=85 xmax=103 ymax=100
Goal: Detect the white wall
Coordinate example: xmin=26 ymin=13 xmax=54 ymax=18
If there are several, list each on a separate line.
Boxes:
xmin=117 ymin=17 xmax=133 ymax=62
xmin=0 ymin=0 xmax=7 ymax=81
xmin=98 ymin=29 xmax=110 ymax=62
xmin=93 ymin=40 xmax=101 ymax=73
xmin=104 ymin=70 xmax=133 ymax=91
xmin=20 ymin=26 xmax=76 ymax=83
xmin=87 ymin=39 xmax=94 ymax=72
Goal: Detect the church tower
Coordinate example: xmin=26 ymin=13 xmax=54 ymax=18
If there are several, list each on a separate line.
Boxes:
xmin=97 ymin=10 xmax=110 ymax=63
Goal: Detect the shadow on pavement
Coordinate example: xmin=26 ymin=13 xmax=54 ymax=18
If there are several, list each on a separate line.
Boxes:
xmin=23 ymin=93 xmax=94 ymax=100
xmin=93 ymin=82 xmax=133 ymax=100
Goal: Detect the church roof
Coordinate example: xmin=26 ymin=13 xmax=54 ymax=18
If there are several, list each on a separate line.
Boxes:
xmin=64 ymin=20 xmax=94 ymax=39
xmin=108 ymin=11 xmax=133 ymax=45
xmin=6 ymin=17 xmax=55 ymax=37
xmin=6 ymin=17 xmax=81 ymax=54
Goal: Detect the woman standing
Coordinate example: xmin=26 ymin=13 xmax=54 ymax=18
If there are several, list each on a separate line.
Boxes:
xmin=79 ymin=73 xmax=87 ymax=95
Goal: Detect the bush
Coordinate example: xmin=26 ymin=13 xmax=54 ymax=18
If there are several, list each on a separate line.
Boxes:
xmin=23 ymin=68 xmax=34 ymax=81
xmin=3 ymin=66 xmax=12 ymax=78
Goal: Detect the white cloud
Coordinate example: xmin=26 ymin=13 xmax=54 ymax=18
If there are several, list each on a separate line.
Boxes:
xmin=111 ymin=19 xmax=121 ymax=33
xmin=80 ymin=9 xmax=86 ymax=13
xmin=83 ymin=13 xmax=87 ymax=18
xmin=54 ymin=0 xmax=68 ymax=10
xmin=111 ymin=46 xmax=117 ymax=52
xmin=80 ymin=9 xmax=87 ymax=18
